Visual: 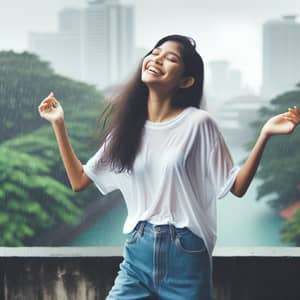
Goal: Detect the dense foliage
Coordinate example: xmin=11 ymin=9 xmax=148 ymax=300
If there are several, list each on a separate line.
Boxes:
xmin=0 ymin=51 xmax=106 ymax=245
xmin=248 ymin=87 xmax=300 ymax=244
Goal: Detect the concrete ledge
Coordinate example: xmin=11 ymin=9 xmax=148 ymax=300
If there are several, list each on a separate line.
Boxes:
xmin=0 ymin=246 xmax=299 ymax=257
xmin=0 ymin=247 xmax=122 ymax=257
xmin=0 ymin=249 xmax=299 ymax=299
xmin=213 ymin=246 xmax=300 ymax=257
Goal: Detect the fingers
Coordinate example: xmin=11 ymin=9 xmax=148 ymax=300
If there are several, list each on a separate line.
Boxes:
xmin=38 ymin=92 xmax=60 ymax=111
xmin=39 ymin=102 xmax=52 ymax=113
xmin=39 ymin=100 xmax=59 ymax=111
xmin=40 ymin=92 xmax=56 ymax=103
xmin=283 ymin=106 xmax=300 ymax=125
xmin=286 ymin=106 xmax=299 ymax=115
xmin=283 ymin=116 xmax=298 ymax=125
xmin=288 ymin=106 xmax=300 ymax=116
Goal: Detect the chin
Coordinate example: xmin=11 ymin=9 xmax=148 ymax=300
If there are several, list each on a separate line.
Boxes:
xmin=141 ymin=74 xmax=158 ymax=84
xmin=141 ymin=70 xmax=168 ymax=89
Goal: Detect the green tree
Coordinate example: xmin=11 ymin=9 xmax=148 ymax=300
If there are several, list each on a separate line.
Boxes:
xmin=0 ymin=51 xmax=104 ymax=142
xmin=0 ymin=144 xmax=78 ymax=246
xmin=281 ymin=208 xmax=300 ymax=245
xmin=248 ymin=87 xmax=300 ymax=244
xmin=0 ymin=51 xmax=108 ymax=245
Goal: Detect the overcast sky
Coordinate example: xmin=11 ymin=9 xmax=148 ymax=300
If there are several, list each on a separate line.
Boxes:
xmin=1 ymin=0 xmax=300 ymax=91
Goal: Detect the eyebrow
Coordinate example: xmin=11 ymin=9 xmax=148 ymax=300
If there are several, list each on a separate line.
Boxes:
xmin=156 ymin=47 xmax=182 ymax=60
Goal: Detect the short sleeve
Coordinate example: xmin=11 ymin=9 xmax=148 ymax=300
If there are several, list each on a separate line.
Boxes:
xmin=83 ymin=140 xmax=119 ymax=195
xmin=208 ymin=131 xmax=240 ymax=199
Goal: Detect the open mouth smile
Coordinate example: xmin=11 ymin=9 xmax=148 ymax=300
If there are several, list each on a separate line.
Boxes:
xmin=146 ymin=65 xmax=163 ymax=76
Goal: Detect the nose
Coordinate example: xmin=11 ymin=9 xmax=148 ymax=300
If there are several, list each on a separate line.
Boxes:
xmin=153 ymin=54 xmax=163 ymax=65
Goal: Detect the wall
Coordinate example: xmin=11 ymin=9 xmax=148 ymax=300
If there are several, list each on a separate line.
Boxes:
xmin=0 ymin=247 xmax=299 ymax=300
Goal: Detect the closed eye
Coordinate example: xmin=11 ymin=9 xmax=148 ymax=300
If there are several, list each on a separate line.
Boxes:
xmin=149 ymin=48 xmax=180 ymax=63
xmin=167 ymin=55 xmax=178 ymax=63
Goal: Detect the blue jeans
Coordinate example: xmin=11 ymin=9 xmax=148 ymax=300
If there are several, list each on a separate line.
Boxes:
xmin=106 ymin=221 xmax=214 ymax=300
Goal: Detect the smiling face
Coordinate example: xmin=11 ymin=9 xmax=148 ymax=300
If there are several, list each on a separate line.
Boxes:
xmin=141 ymin=40 xmax=187 ymax=92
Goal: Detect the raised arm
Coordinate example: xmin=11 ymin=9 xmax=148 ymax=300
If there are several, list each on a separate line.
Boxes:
xmin=38 ymin=92 xmax=92 ymax=192
xmin=230 ymin=106 xmax=300 ymax=197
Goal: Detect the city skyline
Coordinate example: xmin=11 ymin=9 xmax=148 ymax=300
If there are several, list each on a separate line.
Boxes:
xmin=262 ymin=15 xmax=300 ymax=98
xmin=1 ymin=0 xmax=300 ymax=91
xmin=29 ymin=1 xmax=135 ymax=89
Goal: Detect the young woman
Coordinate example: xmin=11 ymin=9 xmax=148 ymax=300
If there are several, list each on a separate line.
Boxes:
xmin=38 ymin=35 xmax=300 ymax=300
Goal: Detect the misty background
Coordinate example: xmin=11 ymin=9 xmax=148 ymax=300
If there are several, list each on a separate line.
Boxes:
xmin=1 ymin=0 xmax=300 ymax=247
xmin=1 ymin=0 xmax=300 ymax=89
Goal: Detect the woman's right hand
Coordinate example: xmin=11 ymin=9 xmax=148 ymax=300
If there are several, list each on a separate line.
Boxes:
xmin=38 ymin=92 xmax=64 ymax=124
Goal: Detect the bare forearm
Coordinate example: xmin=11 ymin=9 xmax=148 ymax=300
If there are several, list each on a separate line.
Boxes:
xmin=231 ymin=131 xmax=269 ymax=197
xmin=231 ymin=107 xmax=300 ymax=197
xmin=51 ymin=120 xmax=86 ymax=191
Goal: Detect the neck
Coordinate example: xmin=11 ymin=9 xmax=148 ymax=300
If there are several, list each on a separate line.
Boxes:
xmin=147 ymin=87 xmax=183 ymax=122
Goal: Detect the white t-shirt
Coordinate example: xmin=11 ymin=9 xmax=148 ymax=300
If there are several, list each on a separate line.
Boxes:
xmin=83 ymin=107 xmax=240 ymax=256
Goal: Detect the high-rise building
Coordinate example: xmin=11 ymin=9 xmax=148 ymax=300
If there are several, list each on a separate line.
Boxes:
xmin=207 ymin=60 xmax=243 ymax=108
xmin=29 ymin=8 xmax=82 ymax=81
xmin=208 ymin=60 xmax=230 ymax=101
xmin=261 ymin=15 xmax=300 ymax=99
xmin=82 ymin=0 xmax=134 ymax=88
xmin=58 ymin=8 xmax=82 ymax=35
xmin=227 ymin=69 xmax=242 ymax=96
xmin=29 ymin=1 xmax=134 ymax=89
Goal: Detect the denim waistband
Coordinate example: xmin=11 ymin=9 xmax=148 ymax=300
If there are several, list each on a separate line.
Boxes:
xmin=133 ymin=221 xmax=189 ymax=240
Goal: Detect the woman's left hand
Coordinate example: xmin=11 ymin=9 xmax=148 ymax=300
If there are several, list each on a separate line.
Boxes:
xmin=262 ymin=106 xmax=300 ymax=137
xmin=287 ymin=106 xmax=300 ymax=124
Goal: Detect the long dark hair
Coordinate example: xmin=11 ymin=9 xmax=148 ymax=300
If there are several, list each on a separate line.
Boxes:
xmin=98 ymin=34 xmax=204 ymax=173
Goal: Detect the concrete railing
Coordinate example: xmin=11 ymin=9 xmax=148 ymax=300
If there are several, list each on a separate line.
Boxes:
xmin=0 ymin=247 xmax=300 ymax=300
